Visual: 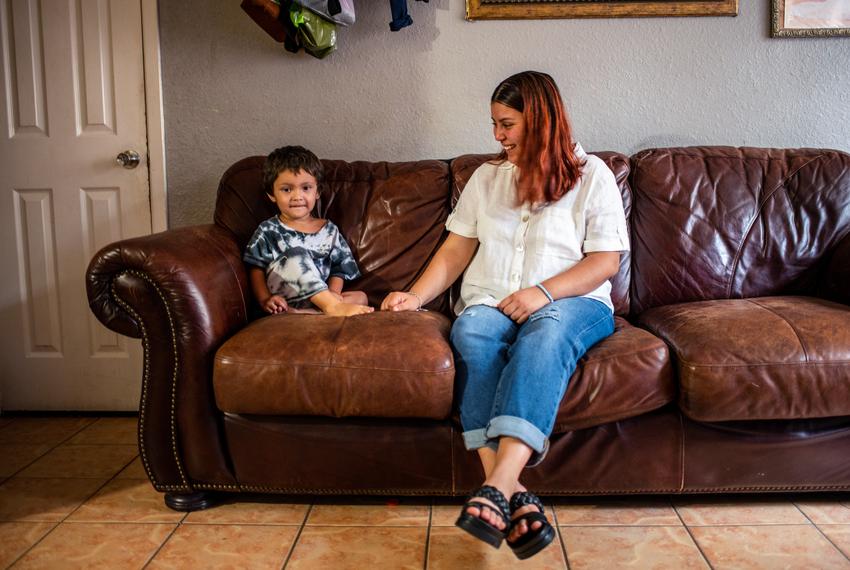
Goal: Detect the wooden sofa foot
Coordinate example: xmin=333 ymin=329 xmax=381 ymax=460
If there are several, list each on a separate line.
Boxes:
xmin=164 ymin=492 xmax=216 ymax=512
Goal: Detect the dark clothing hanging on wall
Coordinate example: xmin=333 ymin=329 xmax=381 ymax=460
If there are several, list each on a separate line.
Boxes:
xmin=389 ymin=0 xmax=413 ymax=31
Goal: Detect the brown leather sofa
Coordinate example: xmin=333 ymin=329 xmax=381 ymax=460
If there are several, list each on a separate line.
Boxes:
xmin=86 ymin=146 xmax=850 ymax=511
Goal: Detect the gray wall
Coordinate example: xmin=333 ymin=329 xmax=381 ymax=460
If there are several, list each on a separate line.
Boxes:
xmin=159 ymin=1 xmax=850 ymax=228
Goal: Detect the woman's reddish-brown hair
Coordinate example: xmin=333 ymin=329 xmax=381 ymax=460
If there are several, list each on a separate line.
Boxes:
xmin=491 ymin=71 xmax=584 ymax=205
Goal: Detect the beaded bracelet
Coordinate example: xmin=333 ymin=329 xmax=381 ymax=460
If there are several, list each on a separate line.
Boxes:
xmin=407 ymin=291 xmax=423 ymax=310
xmin=535 ymin=283 xmax=554 ymax=304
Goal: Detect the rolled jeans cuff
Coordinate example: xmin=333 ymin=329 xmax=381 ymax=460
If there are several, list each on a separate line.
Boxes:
xmin=461 ymin=428 xmax=489 ymax=451
xmin=486 ymin=415 xmax=548 ymax=455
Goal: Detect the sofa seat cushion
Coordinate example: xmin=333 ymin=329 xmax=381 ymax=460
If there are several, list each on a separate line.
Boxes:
xmin=213 ymin=311 xmax=454 ymax=419
xmin=637 ymin=296 xmax=850 ymax=422
xmin=552 ymin=317 xmax=674 ymax=432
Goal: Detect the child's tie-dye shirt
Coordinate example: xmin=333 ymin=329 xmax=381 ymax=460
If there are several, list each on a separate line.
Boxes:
xmin=244 ymin=217 xmax=361 ymax=308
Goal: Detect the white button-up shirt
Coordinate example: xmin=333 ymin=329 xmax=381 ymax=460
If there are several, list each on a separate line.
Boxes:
xmin=446 ymin=144 xmax=629 ymax=315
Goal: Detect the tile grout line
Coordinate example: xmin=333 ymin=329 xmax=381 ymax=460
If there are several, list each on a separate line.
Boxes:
xmin=684 ymin=522 xmax=838 ymax=528
xmin=791 ymin=499 xmax=850 ymax=564
xmin=140 ymin=513 xmax=187 ymax=570
xmin=553 ymin=522 xmax=829 ymax=528
xmin=45 ymin=451 xmax=142 ymax=524
xmin=301 ymin=524 xmax=442 ymax=527
xmin=63 ymin=443 xmax=145 ymax=447
xmin=3 ymin=521 xmax=62 ymax=569
xmin=559 ymin=522 xmax=822 ymax=528
xmin=281 ymin=499 xmax=314 ymax=569
xmin=2 ymin=419 xmax=139 ymax=567
xmin=551 ymin=505 xmax=572 ymax=570
xmin=673 ymin=502 xmax=715 ymax=570
xmin=1 ymin=417 xmax=98 ymax=480
xmin=810 ymin=525 xmax=850 ymax=564
xmin=423 ymin=501 xmax=433 ymax=570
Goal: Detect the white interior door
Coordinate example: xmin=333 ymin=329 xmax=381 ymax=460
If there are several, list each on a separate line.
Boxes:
xmin=0 ymin=0 xmax=151 ymax=410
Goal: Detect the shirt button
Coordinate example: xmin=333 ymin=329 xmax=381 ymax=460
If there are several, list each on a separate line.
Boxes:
xmin=521 ymin=214 xmax=529 ymax=222
xmin=511 ymin=273 xmax=520 ymax=281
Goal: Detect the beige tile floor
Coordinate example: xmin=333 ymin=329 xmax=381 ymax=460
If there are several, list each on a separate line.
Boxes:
xmin=2 ymin=416 xmax=850 ymax=569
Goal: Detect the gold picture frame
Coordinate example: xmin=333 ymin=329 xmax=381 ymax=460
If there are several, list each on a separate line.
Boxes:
xmin=771 ymin=0 xmax=850 ymax=37
xmin=466 ymin=0 xmax=738 ymax=21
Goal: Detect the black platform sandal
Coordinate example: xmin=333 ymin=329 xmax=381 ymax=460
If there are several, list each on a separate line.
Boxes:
xmin=507 ymin=491 xmax=556 ymax=559
xmin=455 ymin=485 xmax=511 ymax=548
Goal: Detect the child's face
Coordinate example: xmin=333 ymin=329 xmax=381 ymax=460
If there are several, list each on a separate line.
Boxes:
xmin=269 ymin=169 xmax=318 ymax=223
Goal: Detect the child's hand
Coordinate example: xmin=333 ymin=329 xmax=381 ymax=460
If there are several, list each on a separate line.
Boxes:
xmin=262 ymin=295 xmax=289 ymax=314
xmin=381 ymin=291 xmax=421 ymax=312
xmin=324 ymin=302 xmax=374 ymax=317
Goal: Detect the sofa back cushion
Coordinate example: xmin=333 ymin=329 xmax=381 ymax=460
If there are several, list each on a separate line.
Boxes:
xmin=450 ymin=152 xmax=633 ymax=317
xmin=214 ymin=156 xmax=453 ymax=314
xmin=629 ymin=147 xmax=850 ymax=315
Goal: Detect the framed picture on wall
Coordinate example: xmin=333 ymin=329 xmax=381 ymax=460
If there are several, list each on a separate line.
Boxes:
xmin=466 ymin=0 xmax=738 ymax=21
xmin=772 ymin=0 xmax=850 ymax=37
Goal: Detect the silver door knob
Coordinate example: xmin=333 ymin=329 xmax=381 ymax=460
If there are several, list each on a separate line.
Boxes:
xmin=116 ymin=150 xmax=141 ymax=169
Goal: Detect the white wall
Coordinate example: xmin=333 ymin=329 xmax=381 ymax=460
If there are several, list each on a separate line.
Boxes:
xmin=159 ymin=1 xmax=850 ymax=227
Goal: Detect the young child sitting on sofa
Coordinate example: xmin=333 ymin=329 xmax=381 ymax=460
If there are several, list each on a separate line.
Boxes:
xmin=243 ymin=145 xmax=373 ymax=317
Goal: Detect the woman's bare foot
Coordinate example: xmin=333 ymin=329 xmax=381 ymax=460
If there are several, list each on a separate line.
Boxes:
xmin=463 ymin=495 xmax=508 ymax=532
xmin=463 ymin=479 xmax=532 ymax=532
xmin=507 ymin=483 xmax=544 ymax=543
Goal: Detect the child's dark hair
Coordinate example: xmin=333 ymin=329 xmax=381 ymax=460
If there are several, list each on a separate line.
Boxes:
xmin=262 ymin=145 xmax=324 ymax=194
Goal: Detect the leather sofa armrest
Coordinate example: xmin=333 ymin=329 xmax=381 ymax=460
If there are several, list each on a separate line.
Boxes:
xmin=86 ymin=224 xmax=247 ymax=492
xmin=821 ymin=232 xmax=850 ymax=306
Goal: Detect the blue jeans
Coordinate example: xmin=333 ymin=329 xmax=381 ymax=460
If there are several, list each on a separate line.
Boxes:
xmin=451 ymin=297 xmax=614 ymax=459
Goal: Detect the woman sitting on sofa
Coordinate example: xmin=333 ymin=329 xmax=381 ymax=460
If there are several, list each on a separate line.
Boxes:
xmin=381 ymin=70 xmax=629 ymax=560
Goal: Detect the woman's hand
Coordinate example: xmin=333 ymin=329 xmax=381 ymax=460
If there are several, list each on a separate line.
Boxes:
xmin=381 ymin=291 xmax=421 ymax=312
xmin=497 ymin=287 xmax=550 ymax=324
xmin=262 ymin=295 xmax=289 ymax=314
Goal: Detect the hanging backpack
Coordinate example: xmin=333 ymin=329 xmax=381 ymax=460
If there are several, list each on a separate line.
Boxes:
xmin=300 ymin=0 xmax=355 ymax=26
xmin=284 ymin=0 xmax=337 ymax=59
xmin=241 ymin=0 xmax=339 ymax=60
